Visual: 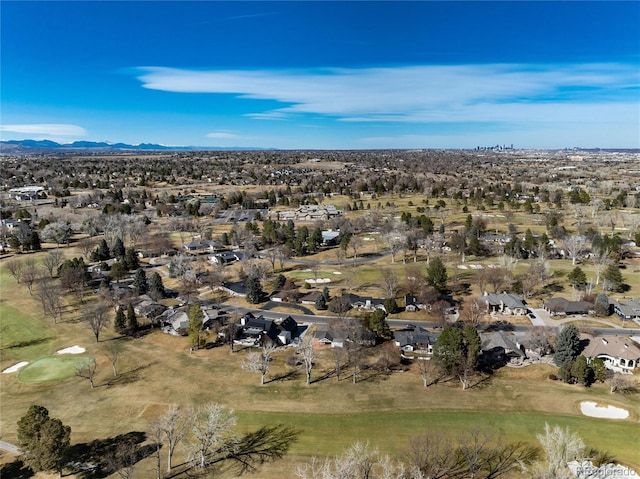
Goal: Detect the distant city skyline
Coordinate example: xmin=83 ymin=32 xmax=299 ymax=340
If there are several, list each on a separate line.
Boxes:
xmin=1 ymin=1 xmax=639 ymax=149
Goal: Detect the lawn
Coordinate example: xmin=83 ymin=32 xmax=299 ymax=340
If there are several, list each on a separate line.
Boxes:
xmin=1 ymin=246 xmax=640 ymax=478
xmin=17 ymin=355 xmax=94 ymax=383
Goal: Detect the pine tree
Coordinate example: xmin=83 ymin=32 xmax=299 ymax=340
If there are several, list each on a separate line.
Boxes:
xmin=554 ymin=324 xmax=581 ymax=367
xmin=17 ymin=405 xmax=71 ymax=476
xmin=112 ymin=237 xmax=125 ymax=259
xmin=124 ymin=247 xmax=139 ymax=271
xmin=149 ymin=271 xmax=165 ymax=300
xmin=95 ymin=239 xmax=111 ymax=261
xmin=567 ymin=267 xmax=587 ymax=290
xmin=426 ymin=256 xmax=448 ymax=291
xmin=29 ymin=231 xmax=42 ymax=251
xmin=133 ymin=268 xmax=148 ymax=295
xmin=188 ymin=303 xmax=204 ymax=349
xmin=571 ymin=355 xmax=593 ymax=386
xmin=126 ymin=303 xmax=139 ymax=333
xmin=246 ymin=274 xmax=264 ymax=304
xmin=114 ymin=307 xmax=127 ymax=333
xmin=314 ymin=294 xmax=327 ymax=310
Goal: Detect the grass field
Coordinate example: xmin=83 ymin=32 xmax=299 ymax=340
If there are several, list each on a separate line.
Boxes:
xmin=1 ymin=240 xmax=640 ymax=477
xmin=17 ymin=355 xmax=94 ymax=383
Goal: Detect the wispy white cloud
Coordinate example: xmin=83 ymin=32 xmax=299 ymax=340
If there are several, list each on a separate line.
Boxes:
xmin=136 ymin=64 xmax=639 ymax=128
xmin=206 ymin=130 xmax=240 ymax=139
xmin=0 ymin=123 xmax=87 ymax=137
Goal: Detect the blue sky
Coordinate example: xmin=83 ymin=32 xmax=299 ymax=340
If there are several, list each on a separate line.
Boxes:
xmin=1 ymin=1 xmax=639 ymax=149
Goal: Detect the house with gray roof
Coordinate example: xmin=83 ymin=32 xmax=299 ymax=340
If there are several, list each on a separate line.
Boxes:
xmin=543 ymin=298 xmax=594 ymax=316
xmin=611 ymin=299 xmax=640 ymax=323
xmin=477 ymin=293 xmax=527 ymax=316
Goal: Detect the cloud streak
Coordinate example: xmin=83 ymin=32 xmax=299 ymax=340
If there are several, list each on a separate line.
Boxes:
xmin=135 ymin=63 xmax=639 ymax=129
xmin=0 ymin=123 xmax=87 ymax=137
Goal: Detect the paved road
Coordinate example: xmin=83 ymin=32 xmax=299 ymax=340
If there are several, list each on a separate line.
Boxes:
xmin=0 ymin=440 xmax=20 ymax=455
xmin=220 ymin=302 xmax=640 ymax=338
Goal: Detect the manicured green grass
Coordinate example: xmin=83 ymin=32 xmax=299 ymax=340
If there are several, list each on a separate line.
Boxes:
xmin=17 ymin=355 xmax=94 ymax=383
xmin=0 ymin=302 xmax=54 ymax=361
xmin=236 ymin=409 xmax=640 ymax=465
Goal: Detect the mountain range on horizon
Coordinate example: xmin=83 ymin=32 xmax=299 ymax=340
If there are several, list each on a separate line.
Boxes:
xmin=0 ymin=139 xmax=271 ymax=152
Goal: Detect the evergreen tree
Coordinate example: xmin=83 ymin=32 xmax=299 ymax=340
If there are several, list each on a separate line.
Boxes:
xmin=314 ymin=294 xmax=327 ymax=310
xmin=29 ymin=231 xmax=42 ymax=251
xmin=369 ymin=309 xmax=392 ymax=340
xmin=112 ymin=237 xmax=125 ymax=259
xmin=124 ymin=247 xmax=139 ymax=270
xmin=246 ymin=274 xmax=264 ymax=304
xmin=591 ymin=357 xmax=607 ymax=382
xmin=571 ymin=355 xmax=594 ymax=386
xmin=426 ymin=256 xmax=448 ymax=291
xmin=17 ymin=405 xmax=71 ymax=476
xmin=554 ymin=324 xmax=581 ymax=367
xmin=94 ymin=238 xmax=111 ymax=261
xmin=126 ymin=302 xmax=139 ymax=332
xmin=188 ymin=303 xmax=204 ymax=349
xmin=603 ymin=264 xmax=624 ymax=292
xmin=148 ymin=271 xmax=166 ymax=300
xmin=322 ymin=286 xmax=330 ymax=302
xmin=567 ymin=266 xmax=587 ymax=291
xmin=133 ymin=268 xmax=148 ymax=295
xmin=462 ymin=324 xmax=482 ymax=372
xmin=433 ymin=326 xmax=463 ymax=375
xmin=114 ymin=306 xmax=127 ymax=333
xmin=383 ymin=298 xmax=399 ymax=314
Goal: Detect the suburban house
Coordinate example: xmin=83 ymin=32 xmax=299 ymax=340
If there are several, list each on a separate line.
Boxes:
xmin=477 ymin=293 xmax=527 ymax=316
xmin=300 ymin=291 xmax=323 ymax=305
xmin=215 ymin=281 xmax=247 ymax=298
xmin=611 ymin=299 xmax=640 ymax=323
xmin=183 ymin=240 xmax=226 ymax=254
xmin=481 ymin=331 xmax=526 ymax=366
xmin=404 ymin=294 xmax=426 ymax=312
xmin=543 ymin=298 xmax=595 ymax=316
xmin=313 ymin=328 xmax=345 ymax=348
xmin=133 ymin=297 xmax=168 ymax=322
xmin=393 ymin=327 xmax=439 ymax=356
xmin=209 ymin=251 xmax=243 ymax=265
xmin=238 ymin=313 xmax=298 ymax=346
xmin=321 ymin=230 xmax=341 ymax=246
xmin=161 ymin=309 xmax=190 ymax=336
xmin=581 ymin=334 xmax=640 ymax=374
xmin=342 ymin=293 xmax=386 ymax=312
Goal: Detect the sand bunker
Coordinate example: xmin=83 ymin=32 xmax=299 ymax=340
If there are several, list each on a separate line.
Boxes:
xmin=580 ymin=401 xmax=629 ymax=419
xmin=2 ymin=361 xmax=29 ymax=374
xmin=305 ymin=278 xmax=331 ymax=284
xmin=56 ymin=345 xmax=86 ymax=355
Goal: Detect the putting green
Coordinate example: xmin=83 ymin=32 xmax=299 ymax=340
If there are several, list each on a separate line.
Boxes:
xmin=17 ymin=355 xmax=94 ymax=383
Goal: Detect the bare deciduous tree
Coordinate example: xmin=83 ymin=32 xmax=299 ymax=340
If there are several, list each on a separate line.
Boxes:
xmin=20 ymin=259 xmax=40 ymax=295
xmin=76 ymin=359 xmax=98 ymax=389
xmin=296 ymin=330 xmax=315 ymax=385
xmin=37 ymin=277 xmax=64 ymax=324
xmin=156 ymin=404 xmax=190 ymax=472
xmin=41 ymin=250 xmax=64 ymax=278
xmin=521 ymin=423 xmax=585 ymax=479
xmin=188 ymin=403 xmax=236 ymax=469
xmin=103 ymin=342 xmax=122 ymax=377
xmin=6 ymin=258 xmax=24 ymax=283
xmin=242 ymin=343 xmax=276 ymax=385
xmin=609 ymin=374 xmax=637 ymax=394
xmin=563 ymin=235 xmax=586 ymax=266
xmin=84 ymin=301 xmax=111 ymax=342
xmin=381 ymin=268 xmax=400 ymax=299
